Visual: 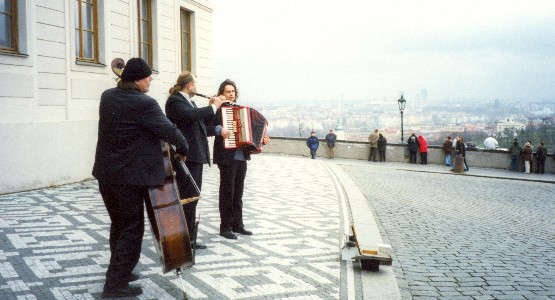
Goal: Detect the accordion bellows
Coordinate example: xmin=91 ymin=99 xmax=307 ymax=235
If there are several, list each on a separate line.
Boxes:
xmin=221 ymin=105 xmax=268 ymax=154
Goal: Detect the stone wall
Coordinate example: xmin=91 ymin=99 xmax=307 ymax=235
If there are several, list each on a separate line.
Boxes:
xmin=262 ymin=137 xmax=555 ymax=173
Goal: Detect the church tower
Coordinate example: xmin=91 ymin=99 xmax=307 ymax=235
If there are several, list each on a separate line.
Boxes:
xmin=335 ymin=118 xmax=345 ymax=140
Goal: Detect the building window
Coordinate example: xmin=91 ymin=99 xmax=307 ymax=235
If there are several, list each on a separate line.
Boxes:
xmin=75 ymin=0 xmax=99 ymax=62
xmin=180 ymin=9 xmax=191 ymax=71
xmin=138 ymin=0 xmax=152 ymax=66
xmin=0 ymin=0 xmax=18 ymax=53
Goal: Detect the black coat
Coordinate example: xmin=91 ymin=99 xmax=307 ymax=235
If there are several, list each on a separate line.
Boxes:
xmin=92 ymin=88 xmax=188 ymax=186
xmin=378 ymin=136 xmax=387 ymax=151
xmin=165 ymin=93 xmax=217 ymax=165
xmin=456 ymin=140 xmax=466 ymax=157
xmin=536 ymin=145 xmax=547 ymax=162
xmin=407 ymin=135 xmax=419 ymax=152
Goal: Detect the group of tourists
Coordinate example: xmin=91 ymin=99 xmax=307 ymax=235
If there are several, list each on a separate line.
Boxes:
xmin=440 ymin=135 xmax=469 ymax=171
xmin=305 ymin=129 xmax=552 ymax=175
xmin=507 ymin=138 xmax=550 ymax=174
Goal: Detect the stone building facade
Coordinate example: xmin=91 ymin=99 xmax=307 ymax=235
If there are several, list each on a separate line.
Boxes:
xmin=0 ymin=0 xmax=214 ymax=193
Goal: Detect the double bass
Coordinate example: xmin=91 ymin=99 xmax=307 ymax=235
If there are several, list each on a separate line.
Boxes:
xmin=144 ymin=142 xmax=194 ymax=273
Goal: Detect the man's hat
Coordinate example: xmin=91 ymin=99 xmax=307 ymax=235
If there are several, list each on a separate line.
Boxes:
xmin=121 ymin=58 xmax=152 ymax=81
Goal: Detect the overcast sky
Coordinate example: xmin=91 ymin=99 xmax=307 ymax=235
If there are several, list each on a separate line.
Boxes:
xmin=210 ymin=0 xmax=555 ymax=104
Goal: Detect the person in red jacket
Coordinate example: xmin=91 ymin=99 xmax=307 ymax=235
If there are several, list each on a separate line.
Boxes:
xmin=417 ymin=135 xmax=428 ymax=165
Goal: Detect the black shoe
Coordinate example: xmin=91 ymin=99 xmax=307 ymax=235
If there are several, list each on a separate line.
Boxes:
xmin=233 ymin=228 xmax=253 ymax=235
xmin=102 ymin=284 xmax=143 ymax=298
xmin=125 ymin=273 xmax=140 ymax=282
xmin=220 ymin=231 xmax=238 ymax=239
xmin=191 ymin=242 xmax=207 ymax=249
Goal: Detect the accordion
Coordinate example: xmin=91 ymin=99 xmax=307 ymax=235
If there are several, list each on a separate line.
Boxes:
xmin=221 ymin=105 xmax=268 ymax=154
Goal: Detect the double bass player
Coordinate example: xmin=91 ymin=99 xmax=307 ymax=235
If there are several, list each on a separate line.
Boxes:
xmin=92 ymin=58 xmax=189 ymax=298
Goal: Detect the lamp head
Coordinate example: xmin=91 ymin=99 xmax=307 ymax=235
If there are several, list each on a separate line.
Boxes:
xmin=397 ymin=95 xmax=406 ymax=111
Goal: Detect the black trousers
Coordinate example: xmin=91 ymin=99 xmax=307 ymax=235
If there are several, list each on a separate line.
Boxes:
xmin=369 ymin=147 xmax=378 ymax=161
xmin=99 ymin=182 xmax=146 ymax=289
xmin=409 ymin=151 xmax=417 ymax=163
xmin=175 ymin=161 xmax=203 ymax=240
xmin=420 ymin=152 xmax=428 ymax=164
xmin=218 ymin=160 xmax=247 ymax=233
xmin=379 ymin=150 xmax=386 ymax=162
xmin=537 ymin=159 xmax=545 ymax=173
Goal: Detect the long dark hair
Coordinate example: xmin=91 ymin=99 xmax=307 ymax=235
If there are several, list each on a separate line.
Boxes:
xmin=169 ymin=72 xmax=195 ymax=95
xmin=217 ymin=79 xmax=239 ymax=100
xmin=117 ymin=80 xmax=139 ymax=92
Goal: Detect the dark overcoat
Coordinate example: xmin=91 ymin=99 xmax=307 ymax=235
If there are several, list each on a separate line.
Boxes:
xmin=92 ymin=88 xmax=189 ymax=186
xmin=165 ymin=93 xmax=216 ymax=165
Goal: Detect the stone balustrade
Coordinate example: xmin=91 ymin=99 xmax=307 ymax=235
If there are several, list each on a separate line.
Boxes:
xmin=262 ymin=137 xmax=555 ymax=173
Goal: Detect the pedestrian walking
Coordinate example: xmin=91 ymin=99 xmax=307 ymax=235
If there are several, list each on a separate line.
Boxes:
xmin=307 ymin=131 xmax=319 ymax=159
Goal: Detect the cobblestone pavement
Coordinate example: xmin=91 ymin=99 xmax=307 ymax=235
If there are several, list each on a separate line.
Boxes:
xmin=339 ymin=160 xmax=555 ymax=300
xmin=0 ymin=155 xmax=342 ymax=300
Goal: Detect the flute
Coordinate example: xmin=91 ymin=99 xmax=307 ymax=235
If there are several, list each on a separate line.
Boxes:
xmin=195 ymin=93 xmax=236 ymax=106
xmin=194 ymin=93 xmax=211 ymax=99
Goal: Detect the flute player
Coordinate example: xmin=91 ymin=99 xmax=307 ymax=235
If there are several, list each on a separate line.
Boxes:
xmin=165 ymin=72 xmax=225 ymax=249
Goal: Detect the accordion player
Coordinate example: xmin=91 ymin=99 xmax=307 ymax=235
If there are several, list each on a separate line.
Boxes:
xmin=221 ymin=104 xmax=268 ymax=154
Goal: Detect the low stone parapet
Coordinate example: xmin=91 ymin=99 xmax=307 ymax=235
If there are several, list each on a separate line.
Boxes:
xmin=263 ymin=137 xmax=555 ymax=173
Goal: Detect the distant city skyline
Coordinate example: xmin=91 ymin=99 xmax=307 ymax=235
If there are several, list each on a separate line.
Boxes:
xmin=261 ymin=94 xmax=555 ymax=148
xmin=211 ymin=0 xmax=555 ymax=104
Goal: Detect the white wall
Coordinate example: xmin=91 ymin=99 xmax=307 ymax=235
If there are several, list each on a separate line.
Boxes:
xmin=0 ymin=0 xmax=214 ymax=194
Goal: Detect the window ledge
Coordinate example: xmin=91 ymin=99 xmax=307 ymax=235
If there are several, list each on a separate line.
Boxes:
xmin=0 ymin=51 xmax=28 ymax=58
xmin=76 ymin=60 xmax=106 ymax=68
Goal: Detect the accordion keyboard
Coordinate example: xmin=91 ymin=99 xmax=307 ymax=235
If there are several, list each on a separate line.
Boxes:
xmin=222 ymin=107 xmax=237 ymax=148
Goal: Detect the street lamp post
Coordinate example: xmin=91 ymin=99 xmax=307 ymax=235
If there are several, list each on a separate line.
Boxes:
xmin=397 ymin=95 xmax=406 ymax=143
